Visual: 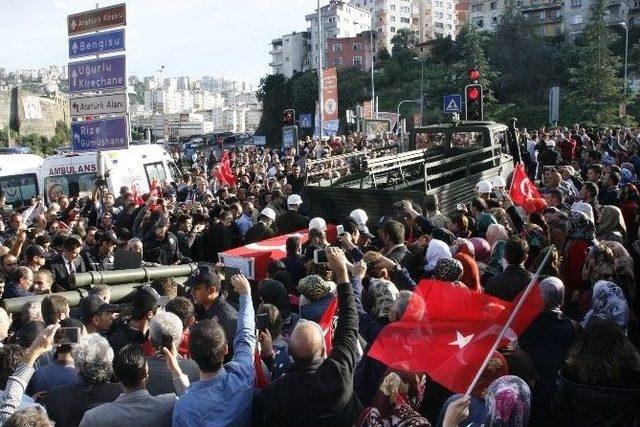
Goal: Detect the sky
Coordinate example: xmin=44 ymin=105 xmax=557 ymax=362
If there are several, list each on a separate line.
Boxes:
xmin=0 ymin=0 xmax=315 ymax=86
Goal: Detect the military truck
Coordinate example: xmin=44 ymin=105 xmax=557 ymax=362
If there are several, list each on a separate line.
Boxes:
xmin=304 ymin=120 xmax=520 ymax=224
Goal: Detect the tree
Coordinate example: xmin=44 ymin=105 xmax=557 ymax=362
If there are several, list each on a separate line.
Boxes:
xmin=391 ymin=28 xmax=418 ymax=63
xmin=567 ymin=0 xmax=624 ymax=125
xmin=256 ymin=74 xmax=290 ymax=145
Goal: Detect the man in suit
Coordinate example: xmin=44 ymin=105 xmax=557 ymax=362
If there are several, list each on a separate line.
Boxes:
xmin=380 ymin=220 xmax=410 ymax=266
xmin=484 ymin=237 xmax=533 ymax=301
xmin=45 ymin=235 xmax=90 ymax=292
xmin=79 ymin=343 xmax=181 ymax=427
xmin=244 ymin=207 xmax=277 ymax=244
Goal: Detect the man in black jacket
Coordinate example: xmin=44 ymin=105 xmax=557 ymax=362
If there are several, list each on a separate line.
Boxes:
xmin=45 ymin=235 xmax=90 ymax=292
xmin=484 ymin=237 xmax=533 ymax=301
xmin=245 ymin=208 xmax=277 ymax=244
xmin=276 ymin=194 xmax=309 ymax=234
xmin=259 ymin=246 xmax=360 ymax=427
xmin=142 ymin=217 xmax=192 ymax=265
xmin=380 ymin=219 xmax=409 ymax=266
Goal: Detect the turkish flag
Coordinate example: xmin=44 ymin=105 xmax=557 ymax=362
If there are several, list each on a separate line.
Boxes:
xmin=214 ymin=151 xmax=236 ymax=186
xmin=319 ymin=297 xmax=338 ymax=353
xmin=368 ymin=280 xmax=543 ymax=394
xmin=509 ymin=163 xmax=541 ymax=205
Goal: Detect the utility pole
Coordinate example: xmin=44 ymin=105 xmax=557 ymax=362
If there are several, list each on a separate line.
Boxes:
xmin=370 ymin=11 xmax=375 ymax=119
xmin=317 ymin=0 xmax=324 ymax=139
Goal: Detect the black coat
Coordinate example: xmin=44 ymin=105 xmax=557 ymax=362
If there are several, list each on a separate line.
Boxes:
xmin=484 ymin=264 xmax=533 ymax=301
xmin=520 ymin=311 xmax=580 ymax=425
xmin=142 ymin=231 xmax=192 ymax=265
xmin=258 ymin=282 xmax=361 ymax=427
xmin=553 ymin=369 xmax=640 ymax=426
xmin=44 ymin=253 xmax=91 ymax=291
xmin=276 ymin=210 xmax=309 ymax=234
xmin=245 ymin=221 xmax=275 ymax=244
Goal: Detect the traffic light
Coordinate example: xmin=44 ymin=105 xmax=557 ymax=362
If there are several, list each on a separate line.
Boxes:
xmin=465 ymin=84 xmax=483 ymax=121
xmin=465 ymin=67 xmax=483 ymax=121
xmin=282 ymin=109 xmax=295 ymax=126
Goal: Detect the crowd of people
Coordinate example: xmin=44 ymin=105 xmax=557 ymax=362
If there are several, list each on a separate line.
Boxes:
xmin=0 ymin=124 xmax=637 ymax=426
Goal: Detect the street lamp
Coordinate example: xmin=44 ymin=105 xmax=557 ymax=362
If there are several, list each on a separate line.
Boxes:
xmin=619 ymin=22 xmax=629 ymax=97
xmin=413 ymin=57 xmax=426 ymax=125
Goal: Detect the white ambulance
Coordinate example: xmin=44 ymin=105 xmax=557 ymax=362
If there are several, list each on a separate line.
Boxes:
xmin=0 ymin=154 xmax=45 ymax=208
xmin=41 ymin=144 xmax=181 ymax=203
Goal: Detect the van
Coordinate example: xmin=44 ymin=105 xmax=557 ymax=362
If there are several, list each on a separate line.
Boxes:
xmin=0 ymin=154 xmax=44 ymax=209
xmin=41 ymin=145 xmax=182 ymax=203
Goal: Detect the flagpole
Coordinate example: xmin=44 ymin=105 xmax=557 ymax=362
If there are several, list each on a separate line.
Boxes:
xmin=464 ymin=247 xmax=553 ymax=397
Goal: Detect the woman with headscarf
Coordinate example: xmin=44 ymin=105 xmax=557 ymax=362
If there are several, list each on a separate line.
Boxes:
xmin=554 ymin=320 xmax=640 ymax=426
xmin=519 ymin=277 xmax=580 ymax=425
xmin=485 ymin=224 xmax=509 ymax=276
xmin=486 ymin=223 xmax=509 ymax=251
xmin=600 ymin=240 xmax=636 ymax=301
xmin=619 ymin=183 xmax=639 ymax=243
xmin=437 ymin=352 xmax=508 ymax=426
xmin=483 ymin=376 xmax=531 ymax=427
xmin=581 ymin=280 xmax=630 ymax=331
xmin=358 ymin=370 xmax=431 ymax=426
xmin=424 ymin=239 xmax=451 ymax=276
xmin=561 ymin=211 xmax=597 ymax=308
xmin=469 ymin=237 xmax=492 ymax=279
xmin=432 ymin=258 xmax=466 ymax=288
xmin=454 ymin=252 xmax=482 ymax=292
xmin=596 ymin=205 xmax=627 ymax=245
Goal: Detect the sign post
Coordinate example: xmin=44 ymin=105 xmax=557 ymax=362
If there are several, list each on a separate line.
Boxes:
xmin=443 ymin=95 xmax=462 ymax=114
xmin=68 ymin=4 xmax=128 ymax=152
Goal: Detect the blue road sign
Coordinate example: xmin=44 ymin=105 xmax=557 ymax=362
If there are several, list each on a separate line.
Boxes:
xmin=72 ymin=116 xmax=129 ymax=152
xmin=299 ymin=113 xmax=312 ymax=128
xmin=69 ymin=29 xmax=125 ymax=58
xmin=68 ymin=55 xmax=126 ymax=93
xmin=443 ymin=94 xmax=462 ymax=113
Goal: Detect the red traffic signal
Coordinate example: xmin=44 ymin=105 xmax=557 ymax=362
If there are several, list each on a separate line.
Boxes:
xmin=467 ymin=86 xmax=480 ymax=101
xmin=465 ymin=84 xmax=483 ymax=121
xmin=468 ymin=68 xmax=480 ymax=82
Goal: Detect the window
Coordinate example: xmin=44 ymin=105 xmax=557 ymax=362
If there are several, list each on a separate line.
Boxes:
xmin=167 ymin=161 xmax=182 ymax=182
xmin=492 ymin=16 xmax=498 ymax=23
xmin=391 ymin=4 xmax=396 ymax=10
xmin=353 ymin=56 xmax=363 ymax=66
xmin=435 ymin=22 xmax=444 ymax=28
xmin=554 ymin=25 xmax=562 ymax=36
xmin=436 ymin=1 xmax=444 ymax=6
xmin=391 ymin=16 xmax=396 ymax=21
xmin=328 ymin=16 xmax=336 ymax=23
xmin=401 ymin=6 xmax=411 ymax=12
xmin=353 ymin=42 xmax=362 ymax=50
xmin=570 ymin=0 xmax=582 ymax=6
xmin=333 ymin=43 xmax=343 ymax=52
xmin=401 ymin=17 xmax=410 ymax=23
xmin=452 ymin=131 xmax=484 ymax=150
xmin=415 ymin=132 xmax=446 ymax=150
xmin=44 ymin=173 xmax=96 ymax=204
xmin=475 ymin=18 xmax=484 ymax=27
xmin=490 ymin=1 xmax=497 ymax=9
xmin=471 ymin=4 xmax=483 ymax=11
xmin=0 ymin=174 xmax=38 ymax=208
xmin=391 ymin=26 xmax=396 ymax=32
xmin=334 ymin=57 xmax=343 ymax=66
xmin=571 ymin=14 xmax=582 ymax=24
xmin=144 ymin=162 xmax=167 ymax=187
xmin=436 ymin=11 xmax=444 ymax=18
xmin=285 ymin=56 xmax=290 ymax=62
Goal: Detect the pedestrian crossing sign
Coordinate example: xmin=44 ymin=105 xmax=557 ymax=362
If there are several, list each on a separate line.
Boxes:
xmin=443 ymin=95 xmax=462 ymax=113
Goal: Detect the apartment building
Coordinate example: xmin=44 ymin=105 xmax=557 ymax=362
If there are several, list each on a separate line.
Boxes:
xmin=269 ymin=31 xmax=312 ymax=77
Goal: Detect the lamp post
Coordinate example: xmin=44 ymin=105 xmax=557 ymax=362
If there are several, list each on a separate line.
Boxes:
xmin=619 ymin=22 xmax=629 ymax=97
xmin=413 ymin=57 xmax=426 ymax=125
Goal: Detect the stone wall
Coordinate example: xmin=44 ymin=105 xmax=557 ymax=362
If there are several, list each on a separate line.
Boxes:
xmin=16 ymin=89 xmax=69 ymax=137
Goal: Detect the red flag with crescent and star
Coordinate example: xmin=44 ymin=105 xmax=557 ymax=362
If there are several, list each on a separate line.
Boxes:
xmin=509 ymin=163 xmax=541 ymax=206
xmin=367 ymin=279 xmax=543 ymax=394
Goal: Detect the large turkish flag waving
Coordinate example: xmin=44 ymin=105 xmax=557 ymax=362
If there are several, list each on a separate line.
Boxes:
xmin=509 ymin=163 xmax=541 ymax=205
xmin=368 ymin=280 xmax=543 ymax=394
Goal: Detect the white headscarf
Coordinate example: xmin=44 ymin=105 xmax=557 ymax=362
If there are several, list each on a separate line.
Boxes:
xmin=424 ymin=239 xmax=452 ymax=273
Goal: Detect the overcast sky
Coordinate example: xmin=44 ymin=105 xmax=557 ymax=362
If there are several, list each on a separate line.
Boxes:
xmin=0 ymin=0 xmax=315 ymax=85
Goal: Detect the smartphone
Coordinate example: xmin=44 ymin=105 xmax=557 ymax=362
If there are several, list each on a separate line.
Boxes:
xmin=54 ymin=327 xmax=80 ymax=346
xmin=256 ymin=313 xmax=269 ymax=332
xmin=336 ymin=224 xmax=344 ymax=235
xmin=314 ymin=249 xmax=328 ymax=263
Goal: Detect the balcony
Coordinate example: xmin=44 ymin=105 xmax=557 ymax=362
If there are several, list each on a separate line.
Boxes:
xmin=528 ymin=14 xmax=563 ymax=23
xmin=519 ymin=0 xmax=562 ymax=12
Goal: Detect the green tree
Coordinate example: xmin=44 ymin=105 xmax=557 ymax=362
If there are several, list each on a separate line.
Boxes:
xmin=391 ymin=28 xmax=418 ymax=63
xmin=256 ymin=74 xmax=290 ymax=145
xmin=567 ymin=0 xmax=623 ymax=125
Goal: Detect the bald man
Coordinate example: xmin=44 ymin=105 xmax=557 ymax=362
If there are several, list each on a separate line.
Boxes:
xmin=259 ymin=247 xmax=359 ymax=427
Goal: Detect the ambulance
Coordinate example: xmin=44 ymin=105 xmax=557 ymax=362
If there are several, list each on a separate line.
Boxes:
xmin=0 ymin=154 xmax=44 ymax=209
xmin=41 ymin=145 xmax=182 ymax=203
